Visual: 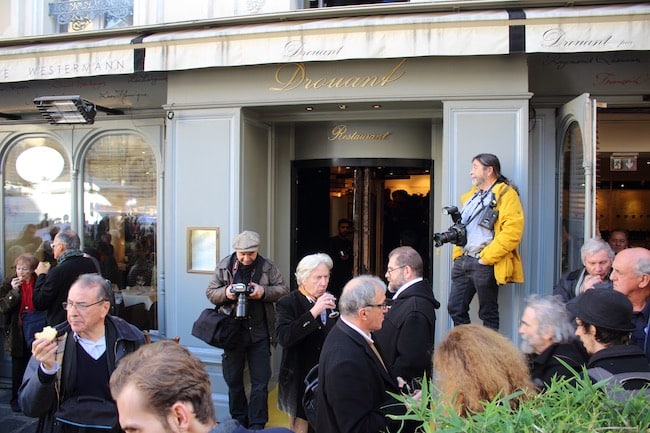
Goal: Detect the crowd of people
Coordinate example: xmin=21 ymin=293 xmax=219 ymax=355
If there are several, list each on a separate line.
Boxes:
xmin=1 ymin=152 xmax=648 ymax=433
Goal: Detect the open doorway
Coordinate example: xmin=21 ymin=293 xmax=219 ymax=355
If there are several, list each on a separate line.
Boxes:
xmin=292 ymin=159 xmax=432 ymax=295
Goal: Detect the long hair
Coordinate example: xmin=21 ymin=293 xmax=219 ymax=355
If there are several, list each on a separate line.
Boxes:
xmin=434 ymin=325 xmax=535 ymax=416
xmin=473 ymin=153 xmax=518 ymax=193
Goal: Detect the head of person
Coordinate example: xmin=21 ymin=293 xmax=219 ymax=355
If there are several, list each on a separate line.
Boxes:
xmin=110 ymin=341 xmax=215 ymax=433
xmin=567 ymin=288 xmax=635 ymax=355
xmin=610 ymin=247 xmax=650 ymax=298
xmin=434 ymin=324 xmax=534 ymax=416
xmin=232 ymin=230 xmax=260 ymax=266
xmin=14 ymin=253 xmax=37 ymax=281
xmin=608 ymin=229 xmax=629 ymax=254
xmin=385 ymin=246 xmax=423 ymax=293
xmin=65 ymin=274 xmax=111 ymax=339
xmin=470 ymin=153 xmax=504 ymax=190
xmin=52 ymin=229 xmax=81 ymax=259
xmin=519 ymin=295 xmax=575 ymax=355
xmin=295 ymin=253 xmax=333 ymax=299
xmin=337 ymin=218 xmax=353 ymax=238
xmin=338 ymin=275 xmax=388 ymax=333
xmin=580 ymin=237 xmax=614 ymax=279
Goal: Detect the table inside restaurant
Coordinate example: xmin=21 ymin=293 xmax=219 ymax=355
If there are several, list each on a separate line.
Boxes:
xmin=115 ymin=287 xmax=158 ymax=330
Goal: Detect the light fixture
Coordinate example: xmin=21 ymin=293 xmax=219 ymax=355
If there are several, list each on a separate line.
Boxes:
xmin=33 ymin=95 xmax=123 ymax=125
xmin=0 ymin=112 xmax=21 ymax=120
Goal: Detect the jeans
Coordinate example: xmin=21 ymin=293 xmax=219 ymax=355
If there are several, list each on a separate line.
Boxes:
xmin=448 ymin=255 xmax=500 ymax=330
xmin=222 ymin=338 xmax=272 ymax=428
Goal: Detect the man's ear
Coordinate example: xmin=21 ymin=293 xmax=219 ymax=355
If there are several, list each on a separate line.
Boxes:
xmin=639 ymin=273 xmax=649 ymax=290
xmin=167 ymin=402 xmax=192 ymax=432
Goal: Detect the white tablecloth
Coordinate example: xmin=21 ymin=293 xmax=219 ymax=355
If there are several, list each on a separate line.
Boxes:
xmin=117 ymin=287 xmax=157 ymax=310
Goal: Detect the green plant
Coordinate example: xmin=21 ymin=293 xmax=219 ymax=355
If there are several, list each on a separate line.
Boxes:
xmin=388 ymin=369 xmax=650 ymax=433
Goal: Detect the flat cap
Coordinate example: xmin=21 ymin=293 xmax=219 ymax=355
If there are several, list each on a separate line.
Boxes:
xmin=232 ymin=230 xmax=260 ymax=252
xmin=567 ymin=288 xmax=635 ymax=332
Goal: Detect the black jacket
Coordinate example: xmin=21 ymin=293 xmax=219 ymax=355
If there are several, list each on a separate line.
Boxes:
xmin=33 ymin=255 xmax=98 ymax=325
xmin=316 ymin=320 xmax=404 ymax=433
xmin=588 ymin=344 xmax=650 ymax=390
xmin=553 ymin=267 xmax=612 ymax=303
xmin=275 ymin=290 xmax=336 ymax=418
xmin=527 ymin=339 xmax=588 ymax=389
xmin=373 ymin=279 xmax=440 ymax=384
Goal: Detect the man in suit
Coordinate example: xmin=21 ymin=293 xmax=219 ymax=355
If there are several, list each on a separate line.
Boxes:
xmin=316 ymin=275 xmax=406 ymax=433
xmin=374 ymin=246 xmax=439 ymax=387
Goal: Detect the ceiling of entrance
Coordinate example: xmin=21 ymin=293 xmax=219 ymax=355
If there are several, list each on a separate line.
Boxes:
xmin=246 ymin=100 xmax=444 ymax=122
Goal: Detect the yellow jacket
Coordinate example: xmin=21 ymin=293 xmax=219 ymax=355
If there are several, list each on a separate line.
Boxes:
xmin=452 ymin=182 xmax=524 ymax=285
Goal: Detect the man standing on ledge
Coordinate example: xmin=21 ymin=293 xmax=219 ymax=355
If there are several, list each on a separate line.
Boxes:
xmin=206 ymin=230 xmax=289 ymax=430
xmin=448 ymin=153 xmax=524 ymax=330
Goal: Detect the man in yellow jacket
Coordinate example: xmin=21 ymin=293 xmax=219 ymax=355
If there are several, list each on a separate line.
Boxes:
xmin=448 ymin=153 xmax=524 ymax=330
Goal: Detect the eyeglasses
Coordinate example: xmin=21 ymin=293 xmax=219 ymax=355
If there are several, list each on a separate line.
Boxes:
xmin=364 ymin=302 xmax=390 ymax=310
xmin=50 ymin=242 xmax=60 ymax=249
xmin=386 ymin=265 xmax=406 ymax=274
xmin=62 ymin=299 xmax=107 ymax=311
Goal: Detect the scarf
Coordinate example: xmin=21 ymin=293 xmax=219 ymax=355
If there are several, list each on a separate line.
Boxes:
xmin=58 ymin=249 xmax=84 ymax=265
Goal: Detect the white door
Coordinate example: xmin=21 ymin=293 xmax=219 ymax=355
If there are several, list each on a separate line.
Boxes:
xmin=556 ymin=93 xmax=597 ymax=274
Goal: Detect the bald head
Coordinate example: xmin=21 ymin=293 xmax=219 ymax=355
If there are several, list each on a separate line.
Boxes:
xmin=611 ymin=247 xmax=650 ymax=308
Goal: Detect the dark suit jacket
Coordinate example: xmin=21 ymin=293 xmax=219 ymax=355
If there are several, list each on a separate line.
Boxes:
xmin=316 ymin=320 xmax=404 ymax=433
xmin=374 ymin=279 xmax=439 ymax=384
xmin=33 ymin=255 xmax=98 ymax=325
xmin=527 ymin=339 xmax=588 ymax=389
xmin=275 ymin=290 xmax=336 ymax=418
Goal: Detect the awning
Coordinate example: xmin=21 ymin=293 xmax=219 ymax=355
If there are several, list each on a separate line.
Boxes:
xmin=142 ymin=10 xmax=511 ymax=72
xmin=0 ymin=36 xmax=138 ymax=83
xmin=0 ymin=4 xmax=648 ymax=84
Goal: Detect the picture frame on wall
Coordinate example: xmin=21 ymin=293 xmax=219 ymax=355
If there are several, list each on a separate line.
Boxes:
xmin=187 ymin=227 xmax=219 ymax=274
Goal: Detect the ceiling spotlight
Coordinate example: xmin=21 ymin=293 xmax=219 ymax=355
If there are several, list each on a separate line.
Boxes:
xmin=305 ymin=106 xmax=314 ymax=112
xmin=338 ymin=104 xmax=347 ymax=110
xmin=372 ymin=104 xmax=382 ymax=109
xmin=33 ymin=95 xmax=123 ymax=125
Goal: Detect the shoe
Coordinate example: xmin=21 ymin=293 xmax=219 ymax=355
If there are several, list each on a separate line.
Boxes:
xmin=10 ymin=398 xmax=21 ymax=412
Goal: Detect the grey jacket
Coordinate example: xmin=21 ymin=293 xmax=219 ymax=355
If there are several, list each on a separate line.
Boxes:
xmin=206 ymin=253 xmax=288 ymax=345
xmin=18 ymin=315 xmax=145 ymax=433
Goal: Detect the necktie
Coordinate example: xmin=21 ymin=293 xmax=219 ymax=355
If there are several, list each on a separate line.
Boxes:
xmin=369 ymin=342 xmax=388 ymax=373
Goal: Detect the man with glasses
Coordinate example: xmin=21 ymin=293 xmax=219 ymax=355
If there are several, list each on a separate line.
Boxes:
xmin=19 ymin=273 xmax=145 ymax=433
xmin=316 ymin=275 xmax=407 ymax=433
xmin=374 ymin=246 xmax=440 ymax=389
xmin=34 ymin=229 xmax=98 ymax=326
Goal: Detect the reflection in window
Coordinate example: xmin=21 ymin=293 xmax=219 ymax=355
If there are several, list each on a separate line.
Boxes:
xmin=83 ymin=134 xmax=157 ymax=331
xmin=560 ymin=122 xmax=585 ymax=274
xmin=3 ymin=138 xmax=70 ymax=274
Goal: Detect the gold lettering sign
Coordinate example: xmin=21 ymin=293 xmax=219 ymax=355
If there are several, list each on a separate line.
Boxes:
xmin=328 ymin=125 xmax=391 ymax=141
xmin=270 ymin=59 xmax=406 ymax=91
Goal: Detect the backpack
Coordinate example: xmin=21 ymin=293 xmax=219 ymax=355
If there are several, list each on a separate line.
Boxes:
xmin=302 ymin=364 xmax=319 ymax=427
xmin=587 ymin=367 xmax=650 ymax=401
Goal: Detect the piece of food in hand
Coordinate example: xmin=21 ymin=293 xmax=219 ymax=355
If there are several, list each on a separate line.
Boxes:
xmin=35 ymin=326 xmax=58 ymax=341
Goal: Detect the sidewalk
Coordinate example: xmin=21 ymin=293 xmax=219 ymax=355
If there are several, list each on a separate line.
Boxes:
xmin=0 ymin=378 xmax=38 ymax=433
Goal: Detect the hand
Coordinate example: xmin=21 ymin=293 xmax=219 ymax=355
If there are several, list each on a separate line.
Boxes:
xmin=478 ymin=258 xmax=487 ymax=265
xmin=35 ymin=261 xmax=50 ymax=276
xmin=583 ymin=274 xmax=604 ymax=291
xmin=248 ymin=282 xmax=265 ymax=300
xmin=311 ymin=293 xmax=336 ymax=318
xmin=32 ymin=337 xmax=58 ymax=371
xmin=225 ymin=285 xmax=237 ymax=301
xmin=11 ymin=277 xmax=22 ymax=291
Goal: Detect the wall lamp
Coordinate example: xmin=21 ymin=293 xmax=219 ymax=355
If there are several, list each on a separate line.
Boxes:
xmin=0 ymin=112 xmax=22 ymax=120
xmin=33 ymin=95 xmax=123 ymax=125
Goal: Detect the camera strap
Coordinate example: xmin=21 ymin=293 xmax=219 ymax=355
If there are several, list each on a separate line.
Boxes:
xmin=462 ymin=181 xmax=498 ymax=225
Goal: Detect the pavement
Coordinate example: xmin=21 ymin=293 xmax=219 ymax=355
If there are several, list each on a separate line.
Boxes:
xmin=0 ymin=378 xmax=38 ymax=433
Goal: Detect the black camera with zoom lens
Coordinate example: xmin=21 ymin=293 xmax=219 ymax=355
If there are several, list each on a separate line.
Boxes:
xmin=433 ymin=206 xmax=467 ymax=248
xmin=230 ymin=283 xmax=254 ymax=318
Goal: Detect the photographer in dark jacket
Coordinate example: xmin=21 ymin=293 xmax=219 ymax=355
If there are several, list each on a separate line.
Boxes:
xmin=206 ymin=231 xmax=289 ymax=430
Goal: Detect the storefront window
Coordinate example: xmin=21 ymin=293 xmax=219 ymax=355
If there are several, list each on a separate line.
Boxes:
xmin=83 ymin=134 xmax=157 ymax=331
xmin=560 ymin=122 xmax=585 ymax=274
xmin=3 ymin=138 xmax=70 ymax=275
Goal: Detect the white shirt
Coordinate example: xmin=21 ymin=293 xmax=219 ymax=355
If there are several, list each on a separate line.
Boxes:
xmin=392 ymin=277 xmax=423 ymax=300
xmin=40 ymin=333 xmax=107 ymax=374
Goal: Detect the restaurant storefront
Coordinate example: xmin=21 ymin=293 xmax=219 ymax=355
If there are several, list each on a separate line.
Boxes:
xmin=1 ymin=2 xmax=649 ymax=413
